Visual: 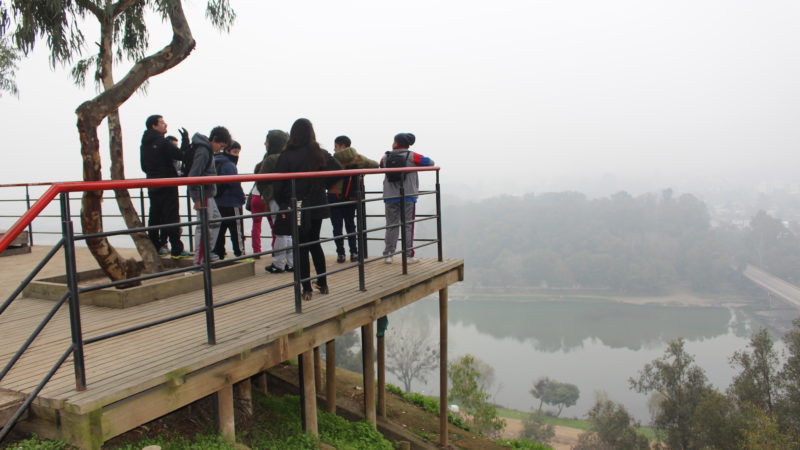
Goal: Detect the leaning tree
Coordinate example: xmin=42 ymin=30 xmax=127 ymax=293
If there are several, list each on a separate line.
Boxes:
xmin=0 ymin=0 xmax=234 ymax=281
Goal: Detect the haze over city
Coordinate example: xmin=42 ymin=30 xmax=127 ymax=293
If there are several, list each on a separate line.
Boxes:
xmin=1 ymin=0 xmax=799 ymax=200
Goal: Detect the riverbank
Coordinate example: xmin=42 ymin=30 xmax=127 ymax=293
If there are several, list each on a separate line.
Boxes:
xmin=496 ymin=407 xmax=657 ymax=450
xmin=450 ymin=288 xmax=738 ymax=307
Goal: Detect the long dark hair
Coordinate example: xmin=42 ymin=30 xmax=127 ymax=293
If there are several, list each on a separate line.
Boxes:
xmin=287 ymin=118 xmax=326 ymax=170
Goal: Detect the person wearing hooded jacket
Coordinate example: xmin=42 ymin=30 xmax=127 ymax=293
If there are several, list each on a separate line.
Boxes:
xmin=328 ymin=135 xmax=379 ymax=263
xmin=273 ymin=118 xmax=343 ymax=301
xmin=256 ymin=129 xmax=294 ymax=273
xmin=188 ymin=126 xmax=232 ymax=265
xmin=139 ymin=114 xmax=189 ymax=258
xmin=213 ymin=141 xmax=246 ymax=259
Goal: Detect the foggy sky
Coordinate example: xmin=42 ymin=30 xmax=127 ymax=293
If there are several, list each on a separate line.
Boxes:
xmin=2 ymin=0 xmax=799 ymax=199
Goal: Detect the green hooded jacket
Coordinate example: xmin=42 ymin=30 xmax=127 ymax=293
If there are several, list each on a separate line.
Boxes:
xmin=329 ymin=147 xmax=379 ymax=197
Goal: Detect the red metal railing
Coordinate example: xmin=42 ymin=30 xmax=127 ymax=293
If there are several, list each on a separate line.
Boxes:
xmin=0 ymin=166 xmax=438 ymax=254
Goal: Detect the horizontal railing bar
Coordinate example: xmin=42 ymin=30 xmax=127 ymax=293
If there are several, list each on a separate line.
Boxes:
xmin=84 ymin=307 xmax=208 ymax=344
xmin=0 ymin=345 xmax=74 ymax=442
xmin=0 ymin=239 xmax=65 ymax=316
xmin=214 ymin=281 xmax=297 ymax=308
xmin=0 ymin=292 xmax=69 ymax=382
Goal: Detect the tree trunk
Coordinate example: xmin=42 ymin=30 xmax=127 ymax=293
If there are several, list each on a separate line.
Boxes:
xmin=76 ymin=114 xmax=141 ymax=284
xmin=107 ymin=110 xmax=163 ymax=273
xmin=98 ymin=17 xmax=162 ymax=274
xmin=75 ymin=1 xmax=195 ymax=282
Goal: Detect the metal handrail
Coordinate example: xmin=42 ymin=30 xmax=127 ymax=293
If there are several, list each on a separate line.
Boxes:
xmin=0 ymin=166 xmax=443 ymax=443
xmin=0 ymin=166 xmax=437 ymax=253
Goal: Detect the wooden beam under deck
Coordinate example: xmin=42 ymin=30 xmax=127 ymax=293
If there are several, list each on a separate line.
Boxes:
xmin=1 ymin=257 xmax=463 ymax=448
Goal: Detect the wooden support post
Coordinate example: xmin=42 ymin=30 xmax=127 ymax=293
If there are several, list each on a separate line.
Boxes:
xmin=253 ymin=371 xmax=268 ymax=394
xmin=235 ymin=378 xmax=253 ymax=416
xmin=377 ymin=334 xmax=386 ymax=417
xmin=439 ymin=287 xmax=449 ymax=447
xmin=362 ymin=322 xmax=376 ymax=424
xmin=314 ymin=346 xmax=323 ymax=395
xmin=217 ymin=382 xmax=235 ymax=443
xmin=326 ymin=339 xmax=337 ymax=413
xmin=300 ymin=349 xmax=318 ymax=435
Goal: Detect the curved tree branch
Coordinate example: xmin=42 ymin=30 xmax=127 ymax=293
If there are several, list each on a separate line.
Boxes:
xmin=74 ymin=0 xmax=104 ymax=21
xmin=112 ymin=0 xmax=145 ymax=18
xmin=76 ymin=0 xmax=195 ymax=125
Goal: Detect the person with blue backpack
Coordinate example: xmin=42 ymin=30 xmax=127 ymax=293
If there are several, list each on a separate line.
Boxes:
xmin=380 ymin=132 xmax=434 ymax=264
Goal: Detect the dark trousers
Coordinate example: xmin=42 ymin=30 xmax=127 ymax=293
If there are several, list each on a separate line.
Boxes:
xmin=329 ymin=199 xmax=358 ymax=256
xmin=147 ymin=186 xmax=183 ymax=256
xmin=299 ymin=218 xmax=326 ymax=293
xmin=214 ymin=206 xmax=244 ymax=258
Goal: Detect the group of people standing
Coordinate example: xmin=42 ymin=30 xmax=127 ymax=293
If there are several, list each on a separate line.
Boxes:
xmin=140 ymin=116 xmax=434 ymax=301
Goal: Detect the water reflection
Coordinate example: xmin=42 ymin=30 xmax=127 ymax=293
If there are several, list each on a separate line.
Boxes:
xmin=407 ymin=299 xmax=747 ymax=351
xmin=387 ymin=298 xmax=758 ymax=422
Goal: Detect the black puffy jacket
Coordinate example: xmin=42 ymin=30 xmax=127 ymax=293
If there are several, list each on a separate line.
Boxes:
xmin=273 ymin=146 xmax=342 ymax=220
xmin=140 ymin=129 xmax=182 ymax=179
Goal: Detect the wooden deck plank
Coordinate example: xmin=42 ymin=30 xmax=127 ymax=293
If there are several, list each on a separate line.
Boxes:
xmin=1 ymin=256 xmax=462 ymax=418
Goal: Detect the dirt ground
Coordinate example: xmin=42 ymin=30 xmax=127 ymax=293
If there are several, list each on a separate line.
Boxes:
xmin=500 ymin=417 xmax=582 ymax=450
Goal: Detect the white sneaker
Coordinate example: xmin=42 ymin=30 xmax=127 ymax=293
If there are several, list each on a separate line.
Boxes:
xmin=407 ymin=257 xmax=420 ymax=264
xmin=384 ymin=256 xmax=393 ymax=264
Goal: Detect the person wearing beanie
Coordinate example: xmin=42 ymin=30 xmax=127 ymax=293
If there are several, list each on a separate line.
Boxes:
xmin=256 ymin=129 xmax=294 ymax=273
xmin=380 ymin=132 xmax=434 ymax=264
xmin=328 ymin=135 xmax=379 ymax=263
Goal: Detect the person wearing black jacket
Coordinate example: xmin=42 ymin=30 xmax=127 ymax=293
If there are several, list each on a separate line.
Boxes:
xmin=140 ymin=114 xmax=189 ymax=258
xmin=273 ymin=118 xmax=343 ymax=301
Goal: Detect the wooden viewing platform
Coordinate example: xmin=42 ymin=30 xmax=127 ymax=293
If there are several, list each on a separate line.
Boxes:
xmin=0 ymin=246 xmax=463 ymax=448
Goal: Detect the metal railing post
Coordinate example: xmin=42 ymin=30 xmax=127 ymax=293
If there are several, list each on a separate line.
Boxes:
xmin=290 ymin=179 xmax=303 ymax=313
xmin=199 ymin=185 xmax=216 ymax=345
xmin=399 ymin=173 xmax=408 ymax=275
xmin=25 ymin=185 xmax=33 ymax=247
xmin=436 ymin=169 xmax=443 ymax=262
xmin=186 ymin=191 xmax=194 ymax=253
xmin=139 ymin=188 xmax=146 ymax=225
xmin=359 ymin=175 xmax=368 ymax=259
xmin=356 ymin=175 xmax=366 ymax=291
xmin=60 ymin=192 xmax=86 ymax=391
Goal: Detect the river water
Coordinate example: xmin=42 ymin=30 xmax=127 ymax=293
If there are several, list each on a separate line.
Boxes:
xmin=383 ymin=296 xmax=771 ymax=423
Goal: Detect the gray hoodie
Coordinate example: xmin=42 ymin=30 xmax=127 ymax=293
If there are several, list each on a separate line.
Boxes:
xmin=256 ymin=129 xmax=289 ymax=203
xmin=187 ymin=133 xmax=217 ymax=201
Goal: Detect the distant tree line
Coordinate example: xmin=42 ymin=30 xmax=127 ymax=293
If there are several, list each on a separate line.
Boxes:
xmin=516 ymin=319 xmax=800 ymax=449
xmin=444 ymin=189 xmax=800 ymax=294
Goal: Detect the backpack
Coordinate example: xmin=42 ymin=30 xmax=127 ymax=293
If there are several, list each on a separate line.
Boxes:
xmin=179 ymin=143 xmax=213 ymax=177
xmin=336 ymin=164 xmax=360 ymax=200
xmin=385 ymin=150 xmax=410 ymax=182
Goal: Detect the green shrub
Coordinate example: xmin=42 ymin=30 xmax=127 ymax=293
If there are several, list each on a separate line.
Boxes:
xmin=496 ymin=438 xmax=553 ymax=449
xmin=246 ymin=393 xmax=392 ymax=450
xmin=522 ymin=412 xmax=555 ymax=444
xmin=3 ymin=435 xmax=68 ymax=450
xmin=112 ymin=434 xmax=235 ymax=450
xmin=386 ymin=383 xmax=470 ymax=430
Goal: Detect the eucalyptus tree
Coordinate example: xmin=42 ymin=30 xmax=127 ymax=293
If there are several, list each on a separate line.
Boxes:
xmin=0 ymin=0 xmax=234 ymax=281
xmin=0 ymin=36 xmax=19 ymax=96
